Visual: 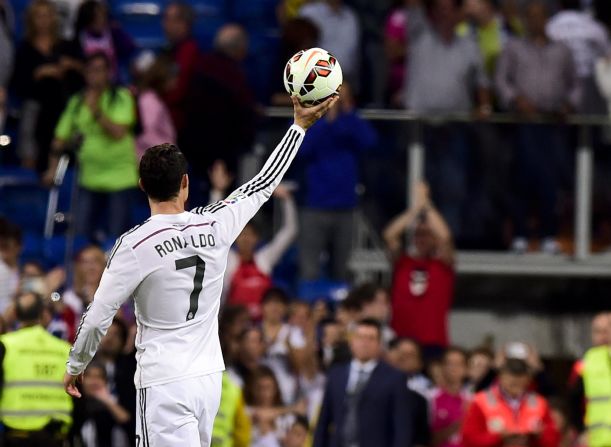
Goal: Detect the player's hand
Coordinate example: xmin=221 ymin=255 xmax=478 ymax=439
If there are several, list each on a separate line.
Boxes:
xmin=292 ymin=95 xmax=339 ymax=130
xmin=64 ymin=372 xmax=83 ymax=398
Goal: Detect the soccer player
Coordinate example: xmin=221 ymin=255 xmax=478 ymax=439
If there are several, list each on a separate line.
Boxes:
xmin=64 ymin=95 xmax=338 ymax=446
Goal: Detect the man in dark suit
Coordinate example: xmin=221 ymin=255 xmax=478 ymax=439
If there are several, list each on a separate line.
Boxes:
xmin=314 ymin=318 xmax=413 ymax=447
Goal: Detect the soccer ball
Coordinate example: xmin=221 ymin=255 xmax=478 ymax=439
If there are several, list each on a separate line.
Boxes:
xmin=283 ymin=47 xmax=343 ymax=106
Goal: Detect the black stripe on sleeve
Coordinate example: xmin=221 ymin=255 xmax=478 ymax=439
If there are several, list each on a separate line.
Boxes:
xmin=241 ymin=129 xmax=297 ymax=195
xmin=106 ymin=219 xmax=150 ymax=268
xmin=247 ymin=130 xmax=301 ymax=196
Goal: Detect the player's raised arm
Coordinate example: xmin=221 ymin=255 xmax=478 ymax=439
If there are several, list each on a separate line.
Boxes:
xmin=64 ymin=243 xmax=142 ymax=397
xmin=192 ymin=95 xmax=338 ymax=243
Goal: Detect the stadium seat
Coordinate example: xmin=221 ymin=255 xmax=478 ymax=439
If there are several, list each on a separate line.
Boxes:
xmin=0 ymin=183 xmax=48 ymax=233
xmin=184 ymin=0 xmax=229 ymax=50
xmin=111 ymin=0 xmax=165 ymax=50
xmin=230 ymin=0 xmax=278 ymax=30
xmin=297 ymin=279 xmax=350 ymax=305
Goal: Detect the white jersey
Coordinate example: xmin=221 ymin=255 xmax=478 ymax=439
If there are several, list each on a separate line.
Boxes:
xmin=67 ymin=124 xmax=306 ymax=389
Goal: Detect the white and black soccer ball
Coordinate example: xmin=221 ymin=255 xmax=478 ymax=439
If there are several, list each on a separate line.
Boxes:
xmin=283 ymin=47 xmax=343 ymax=106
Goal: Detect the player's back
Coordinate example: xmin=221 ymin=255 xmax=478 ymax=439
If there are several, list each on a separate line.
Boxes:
xmin=114 ymin=211 xmax=228 ymax=388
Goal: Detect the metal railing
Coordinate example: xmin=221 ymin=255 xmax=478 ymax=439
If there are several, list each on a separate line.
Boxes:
xmin=265 ymin=107 xmax=611 ymax=277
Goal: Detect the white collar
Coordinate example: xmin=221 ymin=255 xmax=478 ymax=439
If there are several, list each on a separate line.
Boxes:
xmin=350 ymin=359 xmax=378 ymax=375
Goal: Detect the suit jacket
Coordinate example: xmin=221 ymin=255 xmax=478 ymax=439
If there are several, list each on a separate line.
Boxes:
xmin=313 ymin=360 xmax=413 ymax=447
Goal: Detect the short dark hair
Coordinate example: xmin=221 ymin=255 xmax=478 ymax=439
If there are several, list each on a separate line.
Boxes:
xmin=355 ymin=318 xmax=382 ymax=338
xmin=0 ymin=218 xmax=23 ymax=245
xmin=139 ymin=143 xmax=188 ymax=201
xmin=16 ymin=292 xmax=44 ymax=322
xmin=389 ymin=336 xmax=422 ymax=354
xmin=262 ymin=287 xmax=290 ymax=306
xmin=338 ymin=297 xmax=362 ymax=312
xmin=500 ymin=358 xmax=530 ymax=376
xmin=560 ymin=0 xmax=581 ymax=10
xmin=292 ymin=414 xmax=309 ymax=431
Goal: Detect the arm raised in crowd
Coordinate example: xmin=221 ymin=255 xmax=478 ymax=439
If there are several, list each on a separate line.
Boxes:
xmin=383 ymin=182 xmax=454 ymax=264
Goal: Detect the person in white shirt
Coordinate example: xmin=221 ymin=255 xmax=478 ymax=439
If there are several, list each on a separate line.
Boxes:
xmin=547 ymin=0 xmax=610 ymax=112
xmin=63 ymin=95 xmax=339 ymax=447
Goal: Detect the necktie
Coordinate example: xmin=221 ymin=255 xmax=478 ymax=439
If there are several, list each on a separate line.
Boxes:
xmin=343 ymin=368 xmax=369 ymax=447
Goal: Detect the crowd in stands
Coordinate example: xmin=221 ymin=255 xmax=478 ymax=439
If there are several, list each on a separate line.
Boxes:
xmin=2 ymin=0 xmax=611 ymax=446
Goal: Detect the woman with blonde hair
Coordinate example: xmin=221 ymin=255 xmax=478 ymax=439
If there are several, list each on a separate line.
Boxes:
xmin=11 ymin=0 xmax=82 ymax=173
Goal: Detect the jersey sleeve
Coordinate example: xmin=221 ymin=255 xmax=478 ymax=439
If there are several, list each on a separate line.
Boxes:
xmin=66 ymin=242 xmax=142 ymax=375
xmin=191 ymin=124 xmax=305 ymax=244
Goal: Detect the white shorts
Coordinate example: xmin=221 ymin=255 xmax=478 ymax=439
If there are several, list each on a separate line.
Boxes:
xmin=136 ymin=372 xmax=222 ymax=447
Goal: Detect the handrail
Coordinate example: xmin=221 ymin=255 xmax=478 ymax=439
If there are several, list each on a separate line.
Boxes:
xmin=265 ymin=107 xmax=611 ymax=126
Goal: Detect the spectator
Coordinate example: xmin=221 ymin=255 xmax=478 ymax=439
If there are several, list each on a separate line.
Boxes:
xmin=71 ymin=0 xmax=135 ymax=80
xmin=429 ymin=347 xmax=471 ymax=447
xmin=299 ymin=0 xmax=361 ymax=88
xmin=161 ymin=1 xmax=199 ymax=136
xmin=228 ymin=327 xmax=266 ymax=389
xmin=461 ymin=0 xmax=520 ymax=78
xmin=271 ymin=17 xmax=320 ymax=106
xmin=0 ymin=292 xmax=73 ymax=447
xmin=47 ymin=52 xmax=138 ymax=241
xmin=569 ymin=315 xmax=611 ymax=445
xmin=387 ymin=337 xmax=432 ymax=447
xmin=219 ymin=305 xmax=252 ymax=365
xmin=496 ymin=342 xmax=556 ymax=397
xmin=298 ymin=82 xmax=377 ymax=281
xmin=131 ymin=52 xmax=176 ymax=160
xmin=547 ymin=0 xmax=609 ymax=113
xmin=0 ymin=218 xmax=21 ymax=314
xmin=404 ymin=0 xmax=491 ymax=238
xmin=548 ymin=399 xmax=579 ymax=447
xmin=347 ymin=0 xmax=394 ymax=105
xmin=347 ymin=283 xmax=395 ymax=345
xmin=281 ymin=415 xmax=309 ymax=447
xmin=222 ymin=185 xmax=298 ymax=319
xmin=61 ymin=244 xmax=105 ymax=318
xmin=211 ymin=372 xmax=252 ymax=447
xmin=50 ymin=0 xmax=83 ymax=39
xmin=568 ymin=312 xmax=611 ymax=386
xmin=313 ymin=318 xmax=413 ymax=447
xmin=12 ymin=0 xmax=83 ymax=173
xmin=495 ymin=0 xmax=579 ymax=254
xmin=462 ymin=359 xmax=560 ymax=447
xmin=260 ymin=288 xmax=307 ymax=405
xmin=385 ymin=0 xmax=409 ymax=106
xmin=0 ymin=0 xmax=13 ymax=96
xmin=467 ymin=347 xmax=496 ymax=393
xmin=183 ymin=24 xmax=256 ymax=174
xmin=318 ymin=317 xmax=351 ymax=370
xmin=71 ymin=362 xmax=131 ymax=447
xmin=96 ymin=318 xmax=137 ymax=443
xmin=387 ymin=336 xmax=432 ymax=395
xmin=383 ymin=182 xmax=455 ymax=355
xmin=244 ymin=365 xmax=295 ymax=447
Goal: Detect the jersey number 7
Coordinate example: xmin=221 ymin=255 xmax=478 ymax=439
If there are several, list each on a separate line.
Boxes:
xmin=175 ymin=255 xmax=206 ymax=321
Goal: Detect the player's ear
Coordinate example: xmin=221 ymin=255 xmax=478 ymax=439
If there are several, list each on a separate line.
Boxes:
xmin=182 ymin=174 xmax=189 ymax=190
xmin=138 ymin=178 xmax=145 ymax=192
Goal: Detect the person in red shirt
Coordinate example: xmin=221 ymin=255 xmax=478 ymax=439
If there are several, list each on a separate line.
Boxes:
xmin=462 ymin=359 xmax=560 ymax=447
xmin=161 ymin=1 xmax=199 ymax=133
xmin=383 ymin=181 xmax=455 ymax=356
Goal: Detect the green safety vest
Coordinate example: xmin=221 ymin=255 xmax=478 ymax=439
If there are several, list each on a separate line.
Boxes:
xmin=211 ymin=373 xmax=241 ymax=447
xmin=583 ymin=346 xmax=611 ymax=447
xmin=0 ymin=325 xmax=73 ymax=431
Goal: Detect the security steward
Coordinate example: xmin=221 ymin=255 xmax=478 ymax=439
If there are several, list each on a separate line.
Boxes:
xmin=570 ymin=314 xmax=611 ymax=447
xmin=0 ymin=292 xmax=73 ymax=446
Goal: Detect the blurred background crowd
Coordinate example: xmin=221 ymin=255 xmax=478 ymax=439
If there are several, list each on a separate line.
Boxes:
xmin=1 ymin=0 xmax=611 ymax=445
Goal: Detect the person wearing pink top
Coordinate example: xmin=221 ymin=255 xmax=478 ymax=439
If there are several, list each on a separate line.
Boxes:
xmin=429 ymin=347 xmax=472 ymax=447
xmin=132 ymin=52 xmax=176 ymax=159
xmin=384 ymin=3 xmax=409 ymax=105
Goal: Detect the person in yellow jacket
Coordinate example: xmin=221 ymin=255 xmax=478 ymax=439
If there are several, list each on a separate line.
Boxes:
xmin=211 ymin=372 xmax=251 ymax=447
xmin=0 ymin=292 xmax=73 ymax=447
